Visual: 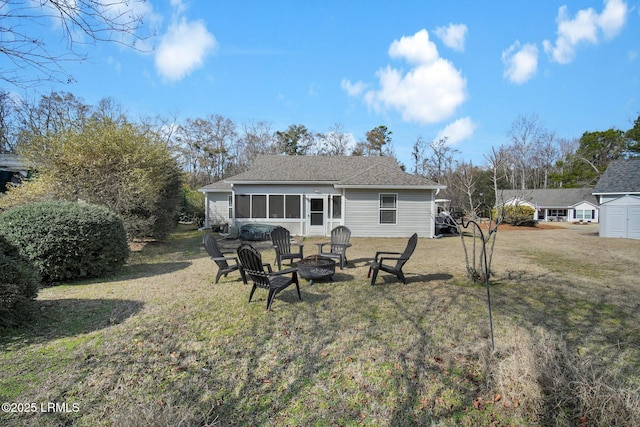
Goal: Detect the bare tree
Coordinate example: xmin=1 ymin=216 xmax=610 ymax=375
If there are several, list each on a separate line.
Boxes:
xmin=507 ymin=113 xmax=546 ymax=190
xmin=411 ymin=136 xmax=428 ymax=176
xmin=237 ymin=120 xmax=275 ymax=167
xmin=451 ymin=160 xmax=481 ymax=217
xmin=0 ymin=0 xmax=152 ymax=87
xmin=484 ymin=145 xmax=509 ymax=210
xmin=0 ymin=91 xmax=19 ymax=153
xmin=424 ymin=137 xmax=459 ymax=183
xmin=533 ymin=131 xmax=559 ymax=189
xmin=315 ymin=122 xmax=351 ymax=155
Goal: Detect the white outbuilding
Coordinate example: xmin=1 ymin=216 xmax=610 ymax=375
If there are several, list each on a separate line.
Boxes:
xmin=593 ymin=158 xmax=640 ymax=240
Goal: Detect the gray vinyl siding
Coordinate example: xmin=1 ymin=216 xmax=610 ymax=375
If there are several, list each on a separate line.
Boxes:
xmin=205 ymin=193 xmax=230 ymax=227
xmin=344 ymin=189 xmax=434 ymax=238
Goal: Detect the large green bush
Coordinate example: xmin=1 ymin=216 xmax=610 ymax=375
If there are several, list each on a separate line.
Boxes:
xmin=494 ymin=205 xmax=537 ymax=226
xmin=0 ymin=201 xmax=129 ymax=283
xmin=0 ymin=235 xmax=40 ymax=326
xmin=12 ymin=117 xmax=183 ymax=240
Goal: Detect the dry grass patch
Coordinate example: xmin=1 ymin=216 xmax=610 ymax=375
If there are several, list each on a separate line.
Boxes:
xmin=1 ymin=224 xmax=639 ymax=426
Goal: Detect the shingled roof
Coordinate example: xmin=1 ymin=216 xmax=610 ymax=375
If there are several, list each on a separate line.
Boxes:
xmin=593 ymin=158 xmax=640 ymax=195
xmin=499 ymin=188 xmax=597 ymax=207
xmin=200 ymin=155 xmax=442 ymax=190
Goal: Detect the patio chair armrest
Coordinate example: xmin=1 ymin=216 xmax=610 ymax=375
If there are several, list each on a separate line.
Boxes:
xmin=373 ymin=250 xmax=400 ymax=262
xmin=220 ymin=249 xmax=235 ymax=255
xmin=316 ymin=242 xmax=330 ymax=251
xmin=378 ymin=255 xmax=402 ymax=264
xmin=264 ymin=263 xmax=273 ymax=273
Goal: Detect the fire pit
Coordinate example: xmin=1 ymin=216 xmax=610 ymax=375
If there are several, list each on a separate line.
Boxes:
xmin=297 ymin=255 xmax=336 ymax=285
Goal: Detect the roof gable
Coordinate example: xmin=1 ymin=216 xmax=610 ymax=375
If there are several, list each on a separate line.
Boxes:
xmin=593 ymin=158 xmax=640 ymax=194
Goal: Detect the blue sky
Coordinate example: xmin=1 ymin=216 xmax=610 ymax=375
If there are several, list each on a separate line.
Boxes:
xmin=3 ymin=0 xmax=640 ymax=169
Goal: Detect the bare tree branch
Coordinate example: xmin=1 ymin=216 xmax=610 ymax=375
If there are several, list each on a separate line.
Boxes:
xmin=0 ymin=0 xmax=153 ymax=87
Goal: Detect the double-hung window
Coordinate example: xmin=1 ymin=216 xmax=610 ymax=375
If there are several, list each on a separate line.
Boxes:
xmin=379 ymin=193 xmax=397 ymax=224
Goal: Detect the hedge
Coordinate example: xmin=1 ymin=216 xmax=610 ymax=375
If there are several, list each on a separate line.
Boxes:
xmin=0 ymin=234 xmax=40 ymax=326
xmin=0 ymin=201 xmax=129 ymax=283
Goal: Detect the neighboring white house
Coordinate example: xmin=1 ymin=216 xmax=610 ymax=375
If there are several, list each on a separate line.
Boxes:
xmin=497 ymin=188 xmax=599 ymax=223
xmin=593 ymin=158 xmax=640 ymax=239
xmin=199 ymin=155 xmax=445 ymax=238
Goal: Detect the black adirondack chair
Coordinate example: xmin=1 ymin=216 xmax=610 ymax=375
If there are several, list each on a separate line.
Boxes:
xmin=316 ymin=226 xmax=352 ymax=269
xmin=237 ymin=244 xmax=302 ymax=310
xmin=203 ymin=233 xmax=247 ymax=284
xmin=270 ymin=226 xmax=304 ymax=270
xmin=368 ymin=233 xmax=418 ymax=285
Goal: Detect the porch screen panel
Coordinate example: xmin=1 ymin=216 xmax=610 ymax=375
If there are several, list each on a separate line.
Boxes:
xmin=252 ymin=195 xmax=266 ymax=218
xmin=269 ymin=195 xmax=284 ymax=218
xmin=236 ymin=195 xmax=250 ymax=219
xmin=285 ymin=195 xmax=301 ymax=219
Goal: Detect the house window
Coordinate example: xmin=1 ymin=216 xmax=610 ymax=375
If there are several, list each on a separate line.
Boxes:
xmin=379 ymin=193 xmax=397 ymax=224
xmin=285 ymin=195 xmax=301 ymax=219
xmin=269 ymin=195 xmax=284 ymax=218
xmin=574 ymin=209 xmax=593 ymax=220
xmin=330 ymin=195 xmax=342 ymax=219
xmin=228 ymin=195 xmax=233 ymax=219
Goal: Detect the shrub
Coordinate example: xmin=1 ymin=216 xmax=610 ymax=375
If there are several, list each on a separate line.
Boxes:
xmin=0 ymin=234 xmax=40 ymax=326
xmin=178 ymin=186 xmax=205 ymax=226
xmin=16 ymin=118 xmax=183 ymax=240
xmin=494 ymin=205 xmax=536 ymax=226
xmin=0 ymin=201 xmax=129 ymax=283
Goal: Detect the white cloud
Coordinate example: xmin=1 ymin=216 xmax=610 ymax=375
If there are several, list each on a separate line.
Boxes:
xmin=543 ymin=0 xmax=628 ymax=64
xmin=155 ymin=17 xmax=217 ymax=82
xmin=341 ymin=78 xmax=368 ymax=96
xmin=388 ymin=29 xmax=439 ymax=64
xmin=502 ymin=41 xmax=538 ymax=84
xmin=350 ymin=29 xmax=467 ymax=125
xmin=435 ymin=117 xmax=477 ymax=145
xmin=434 ymin=23 xmax=468 ymax=52
xmin=598 ymin=0 xmax=628 ymax=39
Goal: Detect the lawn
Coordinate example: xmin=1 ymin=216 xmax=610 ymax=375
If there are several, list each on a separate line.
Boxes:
xmin=1 ymin=223 xmax=639 ymax=426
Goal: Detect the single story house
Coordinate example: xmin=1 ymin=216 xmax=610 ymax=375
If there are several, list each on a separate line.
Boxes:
xmin=199 ymin=155 xmax=445 ymax=238
xmin=497 ymin=188 xmax=599 ymax=223
xmin=593 ymin=158 xmax=640 ymax=239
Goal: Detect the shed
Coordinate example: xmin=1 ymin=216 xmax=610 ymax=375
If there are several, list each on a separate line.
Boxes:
xmin=598 ymin=195 xmax=640 ymax=239
xmin=593 ymin=158 xmax=640 ymax=240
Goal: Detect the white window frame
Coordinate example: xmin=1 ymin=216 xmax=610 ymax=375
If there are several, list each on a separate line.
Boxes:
xmin=379 ymin=193 xmax=397 ymax=225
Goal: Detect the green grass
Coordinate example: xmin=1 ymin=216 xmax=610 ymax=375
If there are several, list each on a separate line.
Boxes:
xmin=1 ymin=224 xmax=639 ymax=426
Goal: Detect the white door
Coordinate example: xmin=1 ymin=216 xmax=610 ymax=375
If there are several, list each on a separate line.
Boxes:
xmin=307 ymin=196 xmax=326 ymax=236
